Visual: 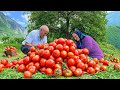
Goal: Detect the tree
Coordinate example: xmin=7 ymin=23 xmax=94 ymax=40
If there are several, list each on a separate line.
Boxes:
xmin=27 ymin=11 xmax=107 ymax=43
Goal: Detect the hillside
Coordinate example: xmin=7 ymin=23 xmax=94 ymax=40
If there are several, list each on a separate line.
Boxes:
xmin=0 ymin=12 xmax=27 ymax=38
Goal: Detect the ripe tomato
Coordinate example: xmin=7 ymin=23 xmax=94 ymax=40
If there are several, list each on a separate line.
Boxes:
xmin=88 ymin=60 xmax=96 ymax=67
xmin=79 ymin=54 xmax=86 ymax=60
xmin=27 ymin=66 xmax=37 ymax=74
xmin=57 ymin=38 xmax=66 ymax=45
xmin=49 ymin=42 xmax=57 ymax=48
xmin=37 ymin=49 xmax=44 ymax=56
xmin=55 ymin=57 xmax=63 ymax=64
xmin=63 ymin=45 xmax=69 ymax=52
xmin=40 ymin=58 xmax=46 ymax=67
xmin=74 ymin=68 xmax=83 ymax=76
xmin=74 ymin=50 xmax=79 ymax=56
xmin=34 ymin=62 xmax=40 ymax=70
xmin=66 ymin=39 xmax=74 ymax=46
xmin=32 ymin=55 xmax=40 ymax=63
xmin=56 ymin=44 xmax=63 ymax=51
xmin=36 ymin=44 xmax=44 ymax=49
xmin=23 ymin=56 xmax=31 ymax=65
xmin=87 ymin=67 xmax=95 ymax=74
xmin=39 ymin=67 xmax=46 ymax=73
xmin=52 ymin=50 xmax=60 ymax=58
xmin=12 ymin=60 xmax=18 ymax=65
xmin=0 ymin=64 xmax=4 ymax=72
xmin=81 ymin=58 xmax=88 ymax=64
xmin=18 ymin=59 xmax=24 ymax=65
xmin=82 ymin=48 xmax=89 ymax=55
xmin=60 ymin=50 xmax=67 ymax=59
xmin=75 ymin=58 xmax=82 ymax=65
xmin=77 ymin=62 xmax=85 ymax=71
xmin=102 ymin=60 xmax=109 ymax=66
xmin=6 ymin=62 xmax=13 ymax=68
xmin=45 ymin=68 xmax=53 ymax=75
xmin=24 ymin=71 xmax=32 ymax=78
xmin=63 ymin=69 xmax=73 ymax=77
xmin=94 ymin=66 xmax=100 ymax=72
xmin=69 ymin=66 xmax=76 ymax=73
xmin=67 ymin=52 xmax=74 ymax=58
xmin=67 ymin=58 xmax=75 ymax=67
xmin=42 ymin=50 xmax=51 ymax=59
xmin=48 ymin=46 xmax=54 ymax=53
xmin=54 ymin=68 xmax=62 ymax=76
xmin=17 ymin=64 xmax=26 ymax=72
xmin=46 ymin=59 xmax=55 ymax=68
xmin=114 ymin=63 xmax=120 ymax=70
xmin=69 ymin=46 xmax=76 ymax=53
xmin=1 ymin=59 xmax=8 ymax=66
xmin=77 ymin=49 xmax=83 ymax=55
xmin=30 ymin=46 xmax=35 ymax=52
xmin=99 ymin=58 xmax=104 ymax=63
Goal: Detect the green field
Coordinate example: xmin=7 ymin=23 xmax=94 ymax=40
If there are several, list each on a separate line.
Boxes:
xmin=0 ymin=43 xmax=120 ymax=79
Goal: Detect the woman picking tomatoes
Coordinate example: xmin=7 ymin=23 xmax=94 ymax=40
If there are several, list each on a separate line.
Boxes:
xmin=72 ymin=27 xmax=104 ymax=60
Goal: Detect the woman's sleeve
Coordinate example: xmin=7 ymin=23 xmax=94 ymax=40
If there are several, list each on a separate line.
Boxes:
xmin=82 ymin=36 xmax=92 ymax=51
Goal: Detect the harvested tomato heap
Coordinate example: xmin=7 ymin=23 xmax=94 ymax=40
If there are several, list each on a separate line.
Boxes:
xmin=3 ymin=46 xmax=18 ymax=57
xmin=0 ymin=38 xmax=113 ymax=78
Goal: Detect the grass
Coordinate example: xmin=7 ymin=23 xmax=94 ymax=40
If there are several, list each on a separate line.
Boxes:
xmin=0 ymin=43 xmax=120 ymax=79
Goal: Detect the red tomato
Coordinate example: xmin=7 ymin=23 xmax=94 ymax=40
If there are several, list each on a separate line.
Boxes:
xmin=114 ymin=63 xmax=120 ymax=70
xmin=52 ymin=50 xmax=60 ymax=58
xmin=94 ymin=66 xmax=100 ymax=72
xmin=69 ymin=66 xmax=76 ymax=73
xmin=1 ymin=59 xmax=8 ymax=66
xmin=99 ymin=58 xmax=104 ymax=63
xmin=79 ymin=54 xmax=86 ymax=60
xmin=48 ymin=46 xmax=54 ymax=53
xmin=12 ymin=60 xmax=18 ymax=65
xmin=77 ymin=49 xmax=83 ymax=55
xmin=75 ymin=58 xmax=82 ymax=65
xmin=88 ymin=60 xmax=96 ymax=67
xmin=67 ymin=58 xmax=75 ymax=67
xmin=40 ymin=58 xmax=46 ymax=67
xmin=54 ymin=68 xmax=62 ymax=76
xmin=6 ymin=62 xmax=13 ymax=68
xmin=37 ymin=49 xmax=44 ymax=56
xmin=56 ymin=44 xmax=63 ymax=51
xmin=69 ymin=46 xmax=76 ymax=53
xmin=49 ymin=42 xmax=57 ymax=48
xmin=30 ymin=46 xmax=35 ymax=52
xmin=60 ymin=50 xmax=67 ymax=59
xmin=77 ymin=62 xmax=85 ymax=71
xmin=49 ymin=55 xmax=55 ymax=60
xmin=17 ymin=64 xmax=26 ymax=72
xmin=0 ymin=64 xmax=4 ymax=72
xmin=27 ymin=66 xmax=37 ymax=74
xmin=46 ymin=59 xmax=55 ymax=68
xmin=32 ymin=55 xmax=40 ymax=63
xmin=63 ymin=45 xmax=69 ymax=52
xmin=45 ymin=68 xmax=53 ymax=75
xmin=66 ymin=39 xmax=74 ymax=46
xmin=74 ymin=50 xmax=79 ymax=56
xmin=81 ymin=58 xmax=88 ymax=64
xmin=18 ymin=59 xmax=24 ymax=65
xmin=54 ymin=64 xmax=62 ymax=70
xmin=74 ymin=68 xmax=83 ymax=76
xmin=57 ymin=38 xmax=66 ymax=45
xmin=24 ymin=71 xmax=32 ymax=78
xmin=55 ymin=57 xmax=63 ymax=64
xmin=29 ymin=52 xmax=36 ymax=59
xmin=34 ymin=62 xmax=40 ymax=70
xmin=36 ymin=44 xmax=44 ymax=49
xmin=67 ymin=52 xmax=74 ymax=58
xmin=82 ymin=48 xmax=89 ymax=55
xmin=23 ymin=56 xmax=31 ymax=65
xmin=102 ymin=60 xmax=109 ymax=66
xmin=87 ymin=67 xmax=95 ymax=74
xmin=39 ymin=67 xmax=46 ymax=73
xmin=42 ymin=50 xmax=51 ymax=59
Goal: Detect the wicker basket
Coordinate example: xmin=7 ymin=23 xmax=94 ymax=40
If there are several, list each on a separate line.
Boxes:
xmin=4 ymin=50 xmax=17 ymax=56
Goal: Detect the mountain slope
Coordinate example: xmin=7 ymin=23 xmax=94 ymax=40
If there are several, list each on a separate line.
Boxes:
xmin=0 ymin=12 xmax=27 ymax=37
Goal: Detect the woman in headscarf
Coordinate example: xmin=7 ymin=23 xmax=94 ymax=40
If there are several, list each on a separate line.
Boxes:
xmin=72 ymin=29 xmax=104 ymax=59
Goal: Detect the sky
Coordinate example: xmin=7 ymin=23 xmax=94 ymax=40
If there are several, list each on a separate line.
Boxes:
xmin=1 ymin=11 xmax=31 ymax=28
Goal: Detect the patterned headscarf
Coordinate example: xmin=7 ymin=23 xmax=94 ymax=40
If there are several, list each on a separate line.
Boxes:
xmin=72 ymin=30 xmax=87 ymax=49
